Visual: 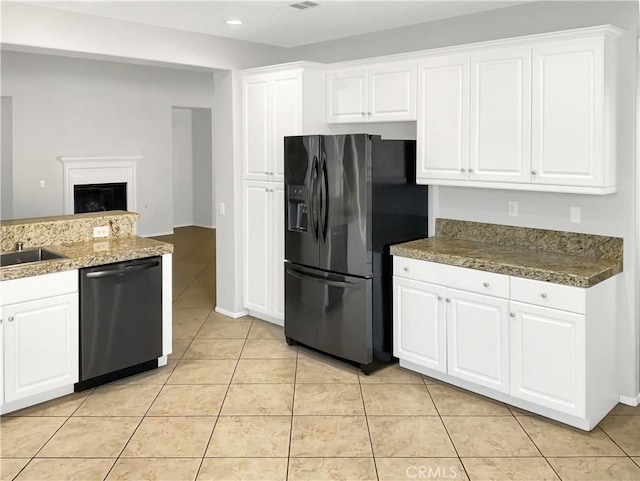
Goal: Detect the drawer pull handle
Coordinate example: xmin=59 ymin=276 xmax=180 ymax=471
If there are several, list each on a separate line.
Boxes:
xmin=445 ymin=298 xmax=451 ymax=303
xmin=540 ymin=293 xmax=548 ymax=299
xmin=8 ymin=316 xmax=14 ymax=322
xmin=483 ymin=282 xmax=490 ymax=288
xmin=437 ymin=296 xmax=443 ymax=301
xmin=403 ymin=267 xmax=409 ymax=272
xmin=509 ymin=312 xmax=515 ymax=318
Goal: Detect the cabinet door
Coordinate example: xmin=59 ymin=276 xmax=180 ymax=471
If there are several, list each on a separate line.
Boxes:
xmin=243 ymin=182 xmax=272 ymax=314
xmin=393 ymin=277 xmax=446 ymax=373
xmin=531 ymin=40 xmax=604 ymax=187
xmin=510 ymin=301 xmax=585 ymax=417
xmin=243 ymin=75 xmax=271 ymax=180
xmin=271 ymin=71 xmax=303 ymax=182
xmin=272 ymin=184 xmax=285 ymax=322
xmin=446 ymin=289 xmax=509 ymax=393
xmin=4 ymin=293 xmax=78 ymax=403
xmin=469 ymin=47 xmax=531 ymax=183
xmin=326 ymin=68 xmax=368 ymax=123
xmin=368 ymin=62 xmax=417 ymax=122
xmin=417 ymin=54 xmax=469 ymax=181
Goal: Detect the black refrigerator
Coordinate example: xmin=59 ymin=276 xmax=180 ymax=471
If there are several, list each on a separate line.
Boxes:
xmin=284 ymin=134 xmax=428 ymax=373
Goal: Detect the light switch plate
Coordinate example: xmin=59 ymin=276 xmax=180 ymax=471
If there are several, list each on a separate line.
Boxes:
xmin=570 ymin=206 xmax=581 ymax=224
xmin=93 ymin=225 xmax=109 ymax=238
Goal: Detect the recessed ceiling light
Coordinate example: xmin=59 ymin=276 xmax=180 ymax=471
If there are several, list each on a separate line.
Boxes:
xmin=225 ymin=19 xmax=243 ymax=26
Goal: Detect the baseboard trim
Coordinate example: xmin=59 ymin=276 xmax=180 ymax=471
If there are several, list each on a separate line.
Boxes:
xmin=619 ymin=393 xmax=640 ymax=406
xmin=193 ymin=223 xmax=216 ymax=229
xmin=141 ymin=231 xmax=174 ymax=237
xmin=215 ymin=307 xmax=249 ymax=319
xmin=172 ymin=223 xmax=193 ymax=229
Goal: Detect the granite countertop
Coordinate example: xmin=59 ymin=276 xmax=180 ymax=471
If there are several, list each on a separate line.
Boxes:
xmin=391 ymin=237 xmax=622 ymax=288
xmin=0 ymin=236 xmax=173 ymax=281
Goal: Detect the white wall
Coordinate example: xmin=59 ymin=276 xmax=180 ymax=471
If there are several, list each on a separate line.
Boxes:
xmin=192 ymin=108 xmax=214 ymax=228
xmin=172 ymin=108 xmax=194 ymax=227
xmin=1 ymin=51 xmax=215 ymax=236
xmin=1 ymin=2 xmax=290 ymax=71
xmin=1 ymin=97 xmax=13 ymax=219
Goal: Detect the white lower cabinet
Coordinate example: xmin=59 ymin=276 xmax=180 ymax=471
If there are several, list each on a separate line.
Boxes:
xmin=447 ymin=289 xmax=509 ymax=393
xmin=393 ymin=256 xmax=617 ymax=430
xmin=1 ymin=270 xmax=79 ymax=413
xmin=509 ymin=301 xmax=585 ymax=417
xmin=243 ymin=180 xmax=285 ymax=324
xmin=393 ymin=277 xmax=446 ymax=372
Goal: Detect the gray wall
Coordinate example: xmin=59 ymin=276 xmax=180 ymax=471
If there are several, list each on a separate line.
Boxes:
xmin=1 ymin=51 xmax=215 ymax=235
xmin=1 ymin=97 xmax=13 ymax=220
xmin=192 ymin=108 xmax=214 ymax=228
xmin=172 ymin=107 xmax=194 ymax=227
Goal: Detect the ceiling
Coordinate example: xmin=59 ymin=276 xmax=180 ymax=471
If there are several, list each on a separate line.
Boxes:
xmin=27 ymin=1 xmax=526 ymax=48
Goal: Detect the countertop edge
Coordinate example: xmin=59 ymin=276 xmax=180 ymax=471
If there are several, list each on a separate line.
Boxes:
xmin=390 ymin=245 xmax=623 ymax=288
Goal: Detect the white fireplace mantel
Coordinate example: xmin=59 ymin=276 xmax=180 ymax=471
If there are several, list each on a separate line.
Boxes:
xmin=58 ymin=156 xmax=140 ymax=215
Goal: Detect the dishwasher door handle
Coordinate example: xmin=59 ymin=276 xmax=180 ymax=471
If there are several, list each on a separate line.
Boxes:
xmin=85 ymin=260 xmax=161 ymax=278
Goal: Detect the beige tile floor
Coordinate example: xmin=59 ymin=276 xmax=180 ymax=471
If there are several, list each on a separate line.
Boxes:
xmin=2 ymin=226 xmax=640 ymax=480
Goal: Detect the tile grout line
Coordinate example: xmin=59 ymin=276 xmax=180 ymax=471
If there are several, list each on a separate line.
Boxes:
xmin=511 ymin=414 xmax=562 ymax=480
xmin=286 ymin=341 xmax=300 ymax=480
xmin=193 ymin=317 xmax=252 ymax=481
xmin=423 ymin=378 xmax=472 ymax=481
xmin=358 ymin=367 xmax=380 ymax=481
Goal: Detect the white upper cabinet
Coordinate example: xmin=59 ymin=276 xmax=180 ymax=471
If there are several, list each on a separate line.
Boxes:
xmin=242 ymin=70 xmax=302 ymax=182
xmin=417 ymin=54 xmax=469 ymax=181
xmin=243 ymin=75 xmax=271 ymax=180
xmin=416 ymin=25 xmax=622 ymax=194
xmin=531 ymin=39 xmax=607 ymax=188
xmin=242 ymin=64 xmax=325 ymax=182
xmin=327 ymin=61 xmax=417 ymax=123
xmin=469 ymin=47 xmax=531 ymax=184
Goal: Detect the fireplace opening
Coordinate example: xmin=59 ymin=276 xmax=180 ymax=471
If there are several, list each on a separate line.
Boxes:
xmin=74 ymin=182 xmax=127 ymax=214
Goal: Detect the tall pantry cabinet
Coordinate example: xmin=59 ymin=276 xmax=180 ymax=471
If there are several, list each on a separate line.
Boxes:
xmin=241 ymin=63 xmax=325 ymax=325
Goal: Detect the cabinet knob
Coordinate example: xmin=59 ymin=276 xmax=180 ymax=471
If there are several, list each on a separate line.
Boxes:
xmin=438 ymin=296 xmax=443 ymax=301
xmin=361 ymin=112 xmax=366 ymax=116
xmin=8 ymin=316 xmax=14 ymax=322
xmin=510 ymin=312 xmax=516 ymax=318
xmin=540 ymin=293 xmax=547 ymax=299
xmin=367 ymin=112 xmax=372 ymax=116
xmin=483 ymin=282 xmax=490 ymax=288
xmin=0 ymin=318 xmax=2 ymax=324
xmin=445 ymin=298 xmax=451 ymax=303
xmin=531 ymin=170 xmax=537 ymax=175
xmin=461 ymin=168 xmax=466 ymax=173
xmin=403 ymin=266 xmax=409 ymax=272
xmin=469 ymin=168 xmax=474 ymax=173
xmin=270 ymin=172 xmax=274 ymax=176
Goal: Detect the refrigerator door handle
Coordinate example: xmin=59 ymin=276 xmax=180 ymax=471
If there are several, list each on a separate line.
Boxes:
xmin=287 ymin=267 xmax=360 ymax=289
xmin=309 ymin=155 xmax=319 ymax=240
xmin=320 ymin=154 xmax=329 ymax=240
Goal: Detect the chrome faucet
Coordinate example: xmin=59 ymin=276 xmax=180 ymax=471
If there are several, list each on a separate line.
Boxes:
xmin=15 ymin=242 xmax=23 ymax=251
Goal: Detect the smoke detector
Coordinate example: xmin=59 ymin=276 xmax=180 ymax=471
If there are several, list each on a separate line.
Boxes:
xmin=289 ymin=1 xmax=319 ymax=10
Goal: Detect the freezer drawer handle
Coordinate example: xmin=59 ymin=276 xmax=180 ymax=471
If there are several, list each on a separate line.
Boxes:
xmin=288 ymin=268 xmax=360 ymax=289
xmin=85 ymin=260 xmax=160 ymax=278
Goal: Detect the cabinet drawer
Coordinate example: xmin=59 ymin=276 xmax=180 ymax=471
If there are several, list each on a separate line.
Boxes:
xmin=1 ymin=270 xmax=78 ymax=306
xmin=510 ymin=276 xmax=585 ymax=314
xmin=393 ymin=257 xmax=509 ymax=298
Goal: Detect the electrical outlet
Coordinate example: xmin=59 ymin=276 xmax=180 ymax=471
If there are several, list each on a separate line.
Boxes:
xmin=508 ymin=201 xmax=518 ymax=217
xmin=40 ymin=180 xmax=46 ymax=188
xmin=570 ymin=206 xmax=581 ymax=224
xmin=219 ymin=202 xmax=226 ymax=216
xmin=93 ymin=225 xmax=109 ymax=238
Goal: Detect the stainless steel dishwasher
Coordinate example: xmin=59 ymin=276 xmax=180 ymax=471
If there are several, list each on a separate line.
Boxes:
xmin=76 ymin=256 xmax=163 ymax=390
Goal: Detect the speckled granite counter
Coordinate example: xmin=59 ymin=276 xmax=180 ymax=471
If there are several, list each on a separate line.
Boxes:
xmin=1 ymin=211 xmax=173 ymax=281
xmin=390 ymin=219 xmax=623 ymax=288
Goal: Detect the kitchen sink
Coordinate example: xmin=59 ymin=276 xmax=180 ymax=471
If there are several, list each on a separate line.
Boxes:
xmin=0 ymin=248 xmax=66 ymax=267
